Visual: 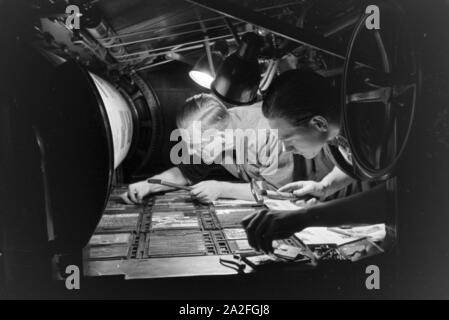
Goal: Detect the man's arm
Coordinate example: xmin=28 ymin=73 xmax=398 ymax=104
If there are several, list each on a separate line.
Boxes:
xmin=220 ymin=182 xmax=255 ymax=200
xmin=153 ymin=166 xmax=189 ymax=186
xmin=124 ymin=167 xmax=188 ymax=203
xmin=242 ymin=183 xmax=389 ymax=253
xmin=279 ymin=166 xmax=354 ymax=199
xmin=318 ymin=166 xmax=355 ymax=198
xmin=306 ymin=182 xmax=388 ymax=227
xmin=190 ymin=181 xmax=255 ymax=203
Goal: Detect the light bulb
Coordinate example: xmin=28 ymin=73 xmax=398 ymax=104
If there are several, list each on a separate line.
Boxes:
xmin=189 ymin=70 xmax=214 ymax=89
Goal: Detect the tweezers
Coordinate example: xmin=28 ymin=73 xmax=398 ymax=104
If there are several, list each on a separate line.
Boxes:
xmin=147 ymin=178 xmax=192 ymax=191
xmin=250 ymin=179 xmax=265 ymax=204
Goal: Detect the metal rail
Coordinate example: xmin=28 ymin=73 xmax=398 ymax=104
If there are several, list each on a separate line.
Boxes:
xmin=116 ymin=32 xmax=242 ymax=60
xmin=185 ymin=0 xmax=347 ymax=60
xmin=101 ymin=1 xmax=305 ymax=42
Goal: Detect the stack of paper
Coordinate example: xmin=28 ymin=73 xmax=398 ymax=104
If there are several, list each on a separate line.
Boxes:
xmin=295 ymin=224 xmax=386 ymax=246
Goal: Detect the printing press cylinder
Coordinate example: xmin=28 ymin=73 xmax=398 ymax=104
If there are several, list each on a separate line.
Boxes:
xmin=89 ymin=72 xmax=134 ymax=169
xmin=45 ymin=60 xmax=163 ymax=253
xmin=1 ymin=52 xmax=162 ymax=262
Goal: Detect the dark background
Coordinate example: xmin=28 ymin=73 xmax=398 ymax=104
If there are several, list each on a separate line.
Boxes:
xmin=0 ymin=0 xmax=449 ymax=299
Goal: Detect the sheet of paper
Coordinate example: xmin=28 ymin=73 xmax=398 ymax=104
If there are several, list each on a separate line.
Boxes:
xmin=235 ymin=239 xmax=252 ymax=251
xmin=295 ymin=224 xmax=387 ymax=246
xmin=295 ymin=227 xmax=360 ymax=246
xmin=274 ymin=244 xmax=307 ymax=260
xmin=328 ymin=224 xmax=386 ymax=243
xmin=337 ymin=238 xmax=384 ymax=262
xmin=223 ymin=228 xmax=247 ymax=240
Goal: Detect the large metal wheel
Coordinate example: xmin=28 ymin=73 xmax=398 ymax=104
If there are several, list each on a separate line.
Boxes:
xmin=340 ymin=0 xmax=420 ymax=180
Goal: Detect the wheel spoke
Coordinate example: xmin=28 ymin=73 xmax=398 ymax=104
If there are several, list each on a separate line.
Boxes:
xmin=347 ymin=87 xmax=391 ymax=104
xmin=393 ymin=83 xmax=416 ymax=98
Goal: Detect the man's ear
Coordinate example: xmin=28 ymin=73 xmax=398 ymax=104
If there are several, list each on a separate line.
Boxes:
xmin=310 ymin=116 xmax=329 ymax=133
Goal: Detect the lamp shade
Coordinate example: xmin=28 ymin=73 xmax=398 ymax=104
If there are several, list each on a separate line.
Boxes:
xmin=189 ymin=51 xmax=224 ymax=89
xmin=211 ymin=33 xmax=263 ymax=105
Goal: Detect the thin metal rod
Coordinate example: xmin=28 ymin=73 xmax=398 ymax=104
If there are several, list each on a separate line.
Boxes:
xmin=224 ymin=17 xmax=240 ymax=44
xmin=322 ymin=11 xmax=360 ymax=38
xmin=116 ymin=32 xmax=241 ymax=60
xmin=204 ymin=37 xmax=215 ymax=75
xmin=119 ymin=43 xmax=206 ymax=62
xmin=133 ymin=42 xmax=217 ymax=70
xmin=256 ymin=1 xmax=305 ymax=12
xmin=103 ymin=22 xmax=241 ymax=48
xmin=129 ymin=36 xmax=239 ymax=69
xmin=119 ymin=36 xmax=238 ymax=63
xmin=185 ymin=0 xmax=347 ymax=59
xmin=103 ymin=17 xmax=226 ymax=41
xmin=195 ymin=8 xmax=216 ymax=75
xmin=101 ymin=1 xmax=305 ymax=42
xmin=136 ymin=59 xmax=173 ymax=71
xmin=316 ymin=67 xmax=344 ymax=78
xmin=186 ymin=0 xmax=376 ymax=69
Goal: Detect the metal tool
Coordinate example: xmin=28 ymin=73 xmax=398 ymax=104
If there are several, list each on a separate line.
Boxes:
xmin=219 ymin=254 xmax=246 ymax=273
xmin=250 ymin=179 xmax=313 ymax=202
xmin=147 ymin=178 xmax=192 ymax=191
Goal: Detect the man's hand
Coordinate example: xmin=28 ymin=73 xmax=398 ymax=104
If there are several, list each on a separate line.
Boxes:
xmin=241 ymin=209 xmax=310 ymax=253
xmin=294 ymin=197 xmax=319 ymax=207
xmin=123 ymin=180 xmax=165 ymax=204
xmin=279 ymin=180 xmax=326 ymax=199
xmin=190 ymin=180 xmax=223 ymax=203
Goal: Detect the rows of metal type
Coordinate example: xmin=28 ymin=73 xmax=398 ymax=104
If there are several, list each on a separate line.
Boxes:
xmin=83 ymin=187 xmax=309 ymax=261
